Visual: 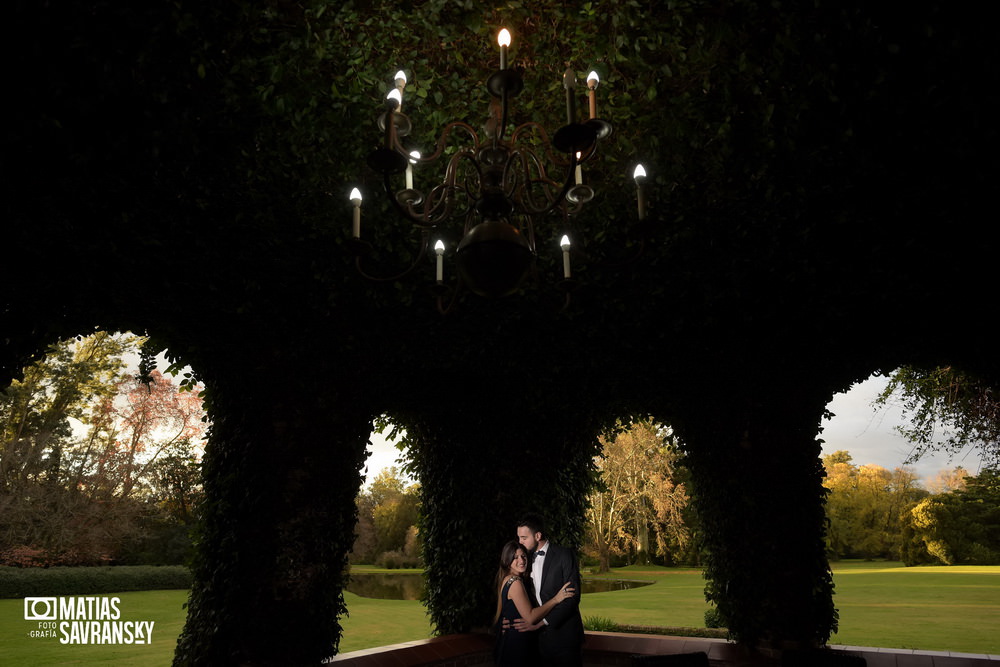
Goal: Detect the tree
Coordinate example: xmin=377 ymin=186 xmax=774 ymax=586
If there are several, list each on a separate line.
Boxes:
xmin=0 ymin=333 xmax=206 ymax=565
xmin=119 ymin=437 xmax=206 ymax=565
xmin=875 ymin=366 xmax=1000 ymax=469
xmin=65 ymin=368 xmax=205 ymax=502
xmin=822 ymin=451 xmax=927 ymax=560
xmin=0 ymin=333 xmax=132 ymax=562
xmin=351 ymin=467 xmax=421 ymax=566
xmin=925 ymin=466 xmax=970 ymax=495
xmin=586 ymin=420 xmax=692 ymax=572
xmin=0 ymin=332 xmax=130 ymax=494
xmin=906 ymin=469 xmax=1000 ymax=565
xmin=350 ymin=494 xmax=378 ymax=565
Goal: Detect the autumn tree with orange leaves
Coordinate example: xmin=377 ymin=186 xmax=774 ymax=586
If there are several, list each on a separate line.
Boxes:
xmin=0 ymin=333 xmax=206 ymax=565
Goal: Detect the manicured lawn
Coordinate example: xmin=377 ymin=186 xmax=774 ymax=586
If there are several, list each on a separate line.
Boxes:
xmin=582 ymin=564 xmax=712 ymax=628
xmin=339 ymin=590 xmax=433 ymax=650
xmin=826 ymin=561 xmax=1000 ymax=654
xmin=1 ymin=562 xmax=996 ymax=664
xmin=581 ymin=562 xmax=1000 ymax=654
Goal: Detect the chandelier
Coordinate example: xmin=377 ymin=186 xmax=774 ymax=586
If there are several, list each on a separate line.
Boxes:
xmin=350 ymin=28 xmax=650 ymax=309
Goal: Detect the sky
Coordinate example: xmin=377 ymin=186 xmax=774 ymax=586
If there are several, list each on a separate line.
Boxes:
xmin=363 ymin=430 xmax=410 ymax=488
xmin=819 ymin=373 xmax=984 ymax=482
xmin=362 ymin=372 xmax=987 ymax=489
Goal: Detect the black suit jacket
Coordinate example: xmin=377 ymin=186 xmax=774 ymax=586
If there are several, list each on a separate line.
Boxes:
xmin=531 ymin=541 xmax=584 ymax=658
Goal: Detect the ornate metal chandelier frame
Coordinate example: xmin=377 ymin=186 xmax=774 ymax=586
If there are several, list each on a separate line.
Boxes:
xmin=352 ymin=29 xmax=649 ymax=311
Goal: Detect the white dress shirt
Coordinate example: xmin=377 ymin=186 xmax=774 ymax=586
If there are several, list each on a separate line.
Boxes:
xmin=531 ymin=541 xmax=548 ymax=609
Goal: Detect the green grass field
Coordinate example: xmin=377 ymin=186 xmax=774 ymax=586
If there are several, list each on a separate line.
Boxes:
xmin=583 ymin=562 xmax=1000 ymax=654
xmin=1 ymin=562 xmax=996 ymax=665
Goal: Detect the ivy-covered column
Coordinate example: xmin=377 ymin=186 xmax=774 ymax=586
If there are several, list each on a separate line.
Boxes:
xmin=397 ymin=391 xmax=601 ymax=635
xmin=174 ymin=363 xmax=373 ymax=666
xmin=676 ymin=383 xmax=836 ymax=649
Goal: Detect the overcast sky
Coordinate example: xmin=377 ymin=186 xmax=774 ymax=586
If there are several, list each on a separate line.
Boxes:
xmin=819 ymin=373 xmax=984 ymax=482
xmin=362 ymin=373 xmax=986 ymax=489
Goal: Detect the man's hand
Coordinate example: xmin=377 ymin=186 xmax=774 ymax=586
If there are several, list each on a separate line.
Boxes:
xmin=512 ymin=618 xmax=543 ymax=632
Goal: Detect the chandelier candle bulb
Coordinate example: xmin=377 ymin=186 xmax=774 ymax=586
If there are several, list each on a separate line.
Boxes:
xmin=406 ymin=150 xmax=420 ymax=190
xmin=633 ymin=164 xmax=648 ymax=221
xmin=394 ymin=70 xmax=407 ymax=109
xmin=384 ymin=89 xmax=402 ymax=149
xmin=563 ymin=69 xmax=577 ymax=125
xmin=350 ymin=188 xmax=362 ymax=238
xmin=434 ymin=240 xmax=446 ymax=283
xmin=575 ymin=152 xmax=583 ymax=185
xmin=560 ymin=235 xmax=572 ymax=278
xmin=498 ymin=29 xmax=511 ymax=70
xmin=587 ymin=71 xmax=599 ymax=119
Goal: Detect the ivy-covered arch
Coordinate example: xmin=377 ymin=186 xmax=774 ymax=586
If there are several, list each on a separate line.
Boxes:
xmin=6 ymin=1 xmax=999 ymax=665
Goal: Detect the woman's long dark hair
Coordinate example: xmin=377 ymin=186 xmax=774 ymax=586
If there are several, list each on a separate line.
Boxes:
xmin=493 ymin=540 xmax=526 ymax=624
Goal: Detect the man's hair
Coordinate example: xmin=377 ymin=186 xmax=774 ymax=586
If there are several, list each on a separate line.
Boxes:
xmin=517 ymin=513 xmax=546 ymax=539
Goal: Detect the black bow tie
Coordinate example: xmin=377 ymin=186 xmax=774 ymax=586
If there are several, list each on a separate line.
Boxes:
xmin=535 ymin=550 xmax=545 ymax=557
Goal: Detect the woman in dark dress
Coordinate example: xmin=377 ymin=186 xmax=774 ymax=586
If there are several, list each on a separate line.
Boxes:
xmin=493 ymin=540 xmax=575 ymax=666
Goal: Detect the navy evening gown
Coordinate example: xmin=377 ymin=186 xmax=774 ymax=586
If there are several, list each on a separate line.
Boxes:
xmin=495 ymin=576 xmax=539 ymax=666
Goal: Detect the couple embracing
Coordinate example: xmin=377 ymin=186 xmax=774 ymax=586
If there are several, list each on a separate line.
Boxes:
xmin=493 ymin=514 xmax=584 ymax=666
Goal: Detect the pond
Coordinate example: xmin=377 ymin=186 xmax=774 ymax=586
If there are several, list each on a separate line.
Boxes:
xmin=346 ymin=573 xmax=653 ymax=600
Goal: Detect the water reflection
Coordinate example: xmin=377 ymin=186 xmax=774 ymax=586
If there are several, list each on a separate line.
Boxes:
xmin=346 ymin=573 xmax=653 ymax=600
xmin=583 ymin=579 xmax=654 ymax=594
xmin=347 ymin=573 xmax=426 ymax=600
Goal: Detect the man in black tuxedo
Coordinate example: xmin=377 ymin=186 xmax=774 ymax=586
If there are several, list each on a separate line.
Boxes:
xmin=516 ymin=513 xmax=584 ymax=666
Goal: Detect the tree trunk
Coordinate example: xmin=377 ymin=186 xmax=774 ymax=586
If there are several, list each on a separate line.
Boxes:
xmin=598 ymin=543 xmax=611 ymax=573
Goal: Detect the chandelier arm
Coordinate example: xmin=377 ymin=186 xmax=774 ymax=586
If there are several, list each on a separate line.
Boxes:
xmin=518 ymin=211 xmax=537 ymax=252
xmin=390 ymin=147 xmax=480 ymax=229
xmin=416 ymin=121 xmax=481 ymax=164
xmin=510 ymin=121 xmax=551 ymax=145
xmin=383 ymin=173 xmax=454 ymax=229
xmin=510 ymin=122 xmax=595 ymax=166
xmin=508 ymin=148 xmax=556 ymax=214
xmin=435 ymin=273 xmax=465 ymax=315
xmin=523 ymin=148 xmax=565 ymax=214
xmin=353 ymin=231 xmax=431 ymax=282
xmin=453 ymin=149 xmax=484 ymax=213
xmin=415 ymin=183 xmax=462 ymax=226
xmin=559 ymin=290 xmax=571 ymax=312
xmin=499 ymin=88 xmax=510 ymax=142
xmin=512 ymin=151 xmax=578 ymax=217
xmin=382 ymin=172 xmax=428 ymax=226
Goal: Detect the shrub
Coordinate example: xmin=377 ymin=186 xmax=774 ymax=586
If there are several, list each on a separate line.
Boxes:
xmin=0 ymin=545 xmax=112 ymax=568
xmin=0 ymin=546 xmax=51 ymax=568
xmin=619 ymin=624 xmax=729 ymax=639
xmin=584 ymin=616 xmax=620 ymax=632
xmin=967 ymin=543 xmax=1000 ymax=565
xmin=0 ymin=565 xmax=192 ymax=599
xmin=374 ymin=550 xmax=421 ymax=569
xmin=582 ymin=619 xmax=729 ymax=639
xmin=704 ymin=607 xmax=727 ymax=629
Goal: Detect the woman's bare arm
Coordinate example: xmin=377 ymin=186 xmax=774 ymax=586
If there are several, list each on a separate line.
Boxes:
xmin=507 ymin=578 xmax=575 ymax=625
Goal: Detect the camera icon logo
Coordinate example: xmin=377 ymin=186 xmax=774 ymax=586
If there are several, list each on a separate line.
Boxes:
xmin=24 ymin=597 xmax=58 ymax=621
